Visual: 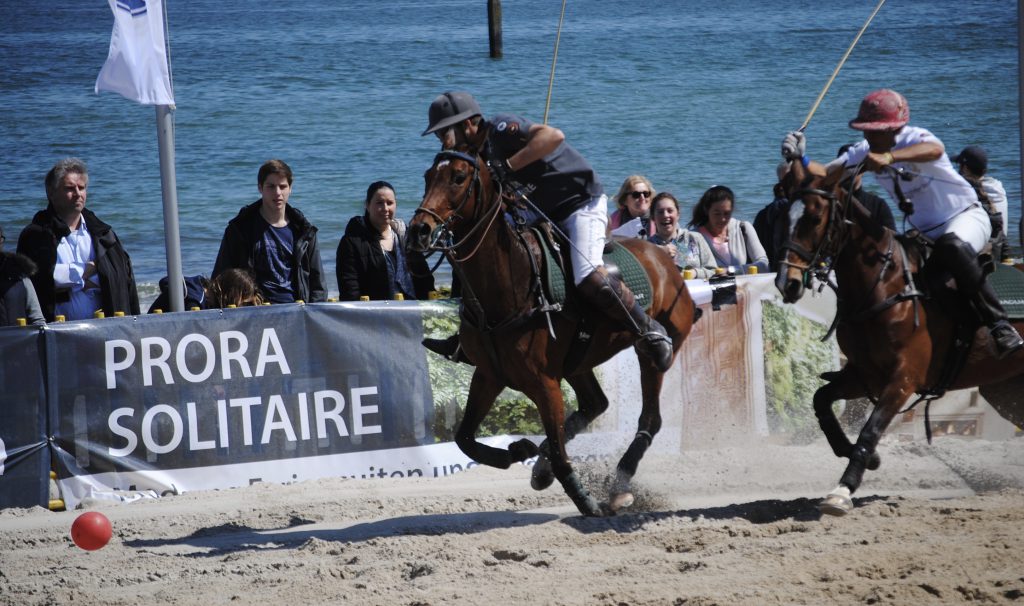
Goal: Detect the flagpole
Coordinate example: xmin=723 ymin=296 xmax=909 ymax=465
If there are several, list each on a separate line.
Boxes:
xmin=156 ymin=104 xmax=184 ymax=312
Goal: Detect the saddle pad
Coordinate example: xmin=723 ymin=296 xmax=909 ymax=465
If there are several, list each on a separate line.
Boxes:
xmin=534 ymin=229 xmax=653 ymax=312
xmin=988 ymin=263 xmax=1024 ymax=320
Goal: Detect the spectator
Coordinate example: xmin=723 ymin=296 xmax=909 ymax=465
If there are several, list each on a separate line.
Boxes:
xmin=753 ymin=161 xmax=795 ymax=270
xmin=17 ymin=158 xmax=139 ymax=321
xmin=688 ymin=184 xmax=769 ymax=274
xmin=212 ymin=159 xmax=326 ymax=304
xmin=837 ymin=143 xmax=896 ymax=231
xmin=648 ymin=192 xmax=717 ymax=278
xmin=953 ymin=145 xmax=1009 ymax=261
xmin=148 ymin=268 xmax=265 ymax=313
xmin=608 ymin=175 xmax=655 ymax=236
xmin=0 ymin=224 xmax=45 ymax=326
xmin=783 ymin=88 xmax=1022 ymax=357
xmin=336 ymin=181 xmax=434 ymax=301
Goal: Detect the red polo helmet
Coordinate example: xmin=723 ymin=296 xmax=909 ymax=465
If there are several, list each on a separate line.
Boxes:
xmin=848 ymin=89 xmax=909 ymax=131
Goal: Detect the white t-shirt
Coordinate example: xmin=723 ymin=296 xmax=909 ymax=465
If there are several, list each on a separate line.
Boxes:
xmin=840 ymin=126 xmax=978 ymax=236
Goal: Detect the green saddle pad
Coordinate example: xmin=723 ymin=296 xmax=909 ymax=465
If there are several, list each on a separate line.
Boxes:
xmin=989 ymin=263 xmax=1024 ymax=320
xmin=535 ymin=228 xmax=653 ymax=312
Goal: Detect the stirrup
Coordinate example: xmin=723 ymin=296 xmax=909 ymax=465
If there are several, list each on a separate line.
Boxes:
xmin=990 ymin=322 xmax=1024 ymax=359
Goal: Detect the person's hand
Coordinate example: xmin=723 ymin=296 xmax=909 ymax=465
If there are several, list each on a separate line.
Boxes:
xmin=661 ymin=244 xmax=678 ymax=259
xmin=489 ymin=157 xmax=513 ymax=183
xmin=83 ymin=261 xmax=100 ymax=290
xmin=781 ymin=131 xmax=806 ymax=161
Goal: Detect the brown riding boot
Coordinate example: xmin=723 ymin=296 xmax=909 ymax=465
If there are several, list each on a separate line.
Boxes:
xmin=577 ymin=269 xmax=674 ymax=371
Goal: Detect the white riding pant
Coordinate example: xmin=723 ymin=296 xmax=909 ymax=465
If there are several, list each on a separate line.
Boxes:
xmin=558 ymin=194 xmax=608 ymax=285
xmin=922 ymin=204 xmax=991 ymax=254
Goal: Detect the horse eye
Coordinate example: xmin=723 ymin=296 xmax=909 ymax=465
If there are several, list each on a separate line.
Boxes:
xmin=452 ymin=172 xmax=468 ymax=186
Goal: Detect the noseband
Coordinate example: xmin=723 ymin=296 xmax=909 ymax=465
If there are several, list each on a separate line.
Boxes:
xmin=414 ymin=150 xmax=504 ymax=259
xmin=779 ymin=186 xmax=850 ymax=284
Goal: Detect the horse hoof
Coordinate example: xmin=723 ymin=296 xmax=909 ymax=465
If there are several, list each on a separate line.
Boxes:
xmin=818 ymin=485 xmax=853 ymax=516
xmin=530 ymin=456 xmax=555 ymax=491
xmin=866 ymin=452 xmax=881 ymax=471
xmin=608 ymin=491 xmax=634 ymax=512
xmin=509 ymin=438 xmax=539 ymax=462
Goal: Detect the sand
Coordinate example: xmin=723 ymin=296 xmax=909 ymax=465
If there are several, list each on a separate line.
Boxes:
xmin=1 ymin=436 xmax=1023 ymax=605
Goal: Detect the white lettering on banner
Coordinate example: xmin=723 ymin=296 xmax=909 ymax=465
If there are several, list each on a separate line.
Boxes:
xmin=106 ymin=387 xmax=383 ymax=457
xmin=105 ymin=328 xmax=291 ymax=389
xmin=352 ymin=386 xmax=382 ymax=434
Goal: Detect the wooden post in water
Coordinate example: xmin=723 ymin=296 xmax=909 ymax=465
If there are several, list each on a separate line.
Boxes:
xmin=487 ymin=0 xmax=503 ymax=59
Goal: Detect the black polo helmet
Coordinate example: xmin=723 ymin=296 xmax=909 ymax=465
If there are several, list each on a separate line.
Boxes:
xmin=422 ymin=91 xmax=482 ymax=136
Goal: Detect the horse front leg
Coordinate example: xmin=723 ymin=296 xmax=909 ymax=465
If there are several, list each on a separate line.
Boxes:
xmin=455 ymin=370 xmax=538 ymax=469
xmin=608 ymin=361 xmax=666 ymax=512
xmin=813 ymin=367 xmax=869 ymax=460
xmin=522 ymin=376 xmax=605 ymax=517
xmin=531 ymin=370 xmax=609 ymax=492
xmin=820 ymin=374 xmax=914 ymax=516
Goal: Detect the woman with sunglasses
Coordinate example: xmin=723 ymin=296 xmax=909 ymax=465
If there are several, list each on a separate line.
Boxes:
xmin=608 ymin=175 xmax=655 ymax=236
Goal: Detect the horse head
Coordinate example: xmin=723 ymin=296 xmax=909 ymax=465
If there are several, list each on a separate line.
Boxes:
xmin=407 ymin=139 xmax=499 ymax=256
xmin=776 ymin=161 xmax=858 ymax=303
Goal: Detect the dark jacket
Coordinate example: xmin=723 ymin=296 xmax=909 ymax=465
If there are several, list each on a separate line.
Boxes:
xmin=336 ymin=216 xmax=434 ymax=301
xmin=212 ymin=201 xmax=327 ymax=303
xmin=148 ymin=275 xmax=210 ymax=313
xmin=17 ymin=205 xmax=140 ymax=322
xmin=0 ymin=251 xmax=45 ymax=326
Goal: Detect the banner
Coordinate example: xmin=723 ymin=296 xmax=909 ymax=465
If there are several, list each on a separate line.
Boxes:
xmin=95 ymin=0 xmax=175 ymax=105
xmin=46 ymin=302 xmax=434 ymax=508
xmin=0 ymin=327 xmax=49 ymax=509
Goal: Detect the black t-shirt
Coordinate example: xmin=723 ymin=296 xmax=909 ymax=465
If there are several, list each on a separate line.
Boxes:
xmin=485 ymin=113 xmax=603 ymax=222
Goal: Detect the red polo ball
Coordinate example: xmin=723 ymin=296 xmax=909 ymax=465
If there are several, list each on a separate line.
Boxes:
xmin=71 ymin=511 xmax=112 ymax=551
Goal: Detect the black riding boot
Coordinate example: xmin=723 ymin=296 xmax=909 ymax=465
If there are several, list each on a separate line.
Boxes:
xmin=933 ymin=234 xmax=1024 ymax=359
xmin=422 ymin=333 xmax=472 ymax=364
xmin=577 ymin=269 xmax=674 ymax=371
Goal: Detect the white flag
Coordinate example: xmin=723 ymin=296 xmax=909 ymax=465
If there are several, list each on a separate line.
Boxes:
xmin=95 ymin=0 xmax=175 ymax=105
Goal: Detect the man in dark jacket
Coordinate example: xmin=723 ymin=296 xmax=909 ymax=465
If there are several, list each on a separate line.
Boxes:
xmin=17 ymin=158 xmax=140 ymax=321
xmin=212 ymin=159 xmax=326 ymax=303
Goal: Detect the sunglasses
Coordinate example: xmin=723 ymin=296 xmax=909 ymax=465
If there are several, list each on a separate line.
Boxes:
xmin=628 ymin=190 xmax=652 ymax=199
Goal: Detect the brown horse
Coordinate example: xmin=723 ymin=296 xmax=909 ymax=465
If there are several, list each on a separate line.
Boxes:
xmin=777 ymin=161 xmax=1024 ymax=515
xmin=406 ymin=144 xmax=696 ymax=517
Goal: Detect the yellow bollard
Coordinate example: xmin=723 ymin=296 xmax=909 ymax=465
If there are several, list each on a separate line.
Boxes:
xmin=714 ymin=267 xmax=726 ymax=275
xmin=114 ymin=311 xmax=125 ymax=317
xmin=153 ymin=309 xmax=163 ymax=314
xmin=394 ymin=293 xmax=405 ymax=301
xmin=16 ymin=318 xmax=26 ymax=327
xmin=359 ymin=295 xmax=370 ymax=301
xmin=295 ymin=300 xmax=305 ymax=305
xmin=746 ymin=265 xmax=758 ymax=275
xmin=227 ymin=304 xmax=236 ymax=308
xmin=93 ymin=310 xmax=105 ymax=319
xmin=327 ymin=297 xmax=338 ymax=303
xmin=682 ymin=269 xmax=696 ymax=280
xmin=190 ymin=306 xmax=201 ymax=311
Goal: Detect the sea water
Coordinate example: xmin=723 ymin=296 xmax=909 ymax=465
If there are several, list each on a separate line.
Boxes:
xmin=1 ymin=0 xmax=1019 ymax=305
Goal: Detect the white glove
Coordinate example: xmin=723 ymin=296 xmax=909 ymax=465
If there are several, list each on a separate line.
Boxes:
xmin=781 ymin=131 xmax=806 ymax=161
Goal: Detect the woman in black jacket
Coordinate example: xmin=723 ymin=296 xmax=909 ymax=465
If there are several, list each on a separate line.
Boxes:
xmin=336 ymin=181 xmax=434 ymax=301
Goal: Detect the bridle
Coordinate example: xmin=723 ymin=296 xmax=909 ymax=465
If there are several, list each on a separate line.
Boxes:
xmin=779 ymin=182 xmax=852 ymax=287
xmin=413 ymin=149 xmax=504 ymax=262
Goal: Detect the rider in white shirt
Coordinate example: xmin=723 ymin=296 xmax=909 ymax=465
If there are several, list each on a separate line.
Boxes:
xmin=782 ymin=89 xmax=1023 ymax=359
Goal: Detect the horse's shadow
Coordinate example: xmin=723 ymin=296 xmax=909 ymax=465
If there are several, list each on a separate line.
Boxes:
xmin=563 ymin=494 xmax=892 ymax=534
xmin=123 ymin=495 xmax=892 ymax=555
xmin=123 ymin=509 xmax=560 ymax=557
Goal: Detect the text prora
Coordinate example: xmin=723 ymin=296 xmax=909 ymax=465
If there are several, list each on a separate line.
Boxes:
xmin=102 ymin=328 xmax=383 ymax=457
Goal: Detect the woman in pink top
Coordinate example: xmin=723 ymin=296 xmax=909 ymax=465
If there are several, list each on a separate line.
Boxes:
xmin=688 ymin=185 xmax=769 ymax=274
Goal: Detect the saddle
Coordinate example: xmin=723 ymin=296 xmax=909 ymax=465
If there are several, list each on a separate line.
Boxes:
xmin=532 ymin=225 xmax=653 ymax=312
